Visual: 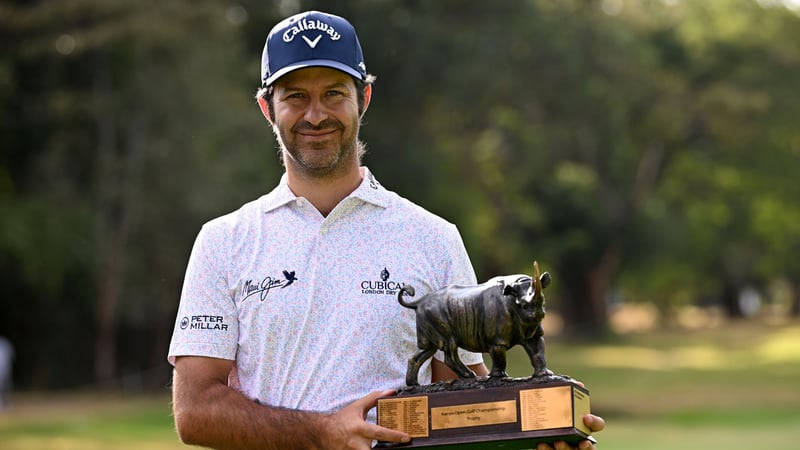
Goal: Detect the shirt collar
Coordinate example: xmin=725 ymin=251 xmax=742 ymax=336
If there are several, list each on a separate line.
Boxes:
xmin=349 ymin=166 xmax=389 ymax=208
xmin=261 ymin=166 xmax=389 ymax=214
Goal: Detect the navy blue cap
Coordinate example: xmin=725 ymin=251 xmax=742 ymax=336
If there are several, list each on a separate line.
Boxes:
xmin=261 ymin=11 xmax=367 ymax=87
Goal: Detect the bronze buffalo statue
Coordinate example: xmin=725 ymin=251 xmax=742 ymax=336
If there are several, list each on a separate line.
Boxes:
xmin=398 ymin=262 xmax=552 ymax=386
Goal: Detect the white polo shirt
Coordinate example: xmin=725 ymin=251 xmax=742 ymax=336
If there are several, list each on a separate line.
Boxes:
xmin=168 ymin=167 xmax=483 ymax=419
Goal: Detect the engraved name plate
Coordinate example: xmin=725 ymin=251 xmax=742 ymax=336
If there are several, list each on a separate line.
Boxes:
xmin=431 ymin=400 xmax=517 ymax=430
xmin=376 ymin=380 xmax=594 ymax=449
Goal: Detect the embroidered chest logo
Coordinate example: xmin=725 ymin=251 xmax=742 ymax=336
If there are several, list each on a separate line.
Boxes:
xmin=361 ymin=267 xmax=403 ymax=296
xmin=241 ymin=270 xmax=298 ymax=302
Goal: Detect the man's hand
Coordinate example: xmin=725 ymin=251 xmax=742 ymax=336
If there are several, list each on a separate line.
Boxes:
xmin=537 ymin=414 xmax=605 ymax=450
xmin=324 ymin=390 xmax=411 ymax=450
xmin=174 ymin=357 xmax=409 ymax=450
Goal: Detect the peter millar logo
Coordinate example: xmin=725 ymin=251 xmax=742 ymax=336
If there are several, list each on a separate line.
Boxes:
xmin=361 ymin=267 xmax=402 ymax=295
xmin=180 ymin=315 xmax=228 ymax=332
xmin=283 ymin=18 xmax=341 ymax=45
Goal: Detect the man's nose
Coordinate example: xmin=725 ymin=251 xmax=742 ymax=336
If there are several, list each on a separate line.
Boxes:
xmin=303 ymin=97 xmax=328 ymax=126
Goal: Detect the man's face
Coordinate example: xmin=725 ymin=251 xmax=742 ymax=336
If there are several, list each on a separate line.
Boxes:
xmin=270 ymin=67 xmax=363 ymax=178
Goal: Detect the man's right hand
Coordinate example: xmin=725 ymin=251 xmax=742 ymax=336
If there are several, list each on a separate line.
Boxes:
xmin=173 ymin=356 xmax=411 ymax=450
xmin=324 ymin=390 xmax=412 ymax=449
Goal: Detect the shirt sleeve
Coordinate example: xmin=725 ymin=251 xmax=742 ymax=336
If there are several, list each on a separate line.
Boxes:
xmin=167 ymin=222 xmax=239 ymax=365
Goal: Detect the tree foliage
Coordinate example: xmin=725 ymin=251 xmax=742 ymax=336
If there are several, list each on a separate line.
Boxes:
xmin=1 ymin=0 xmax=799 ymax=388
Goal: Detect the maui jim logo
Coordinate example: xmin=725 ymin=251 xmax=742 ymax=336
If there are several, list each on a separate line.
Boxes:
xmin=241 ymin=270 xmax=298 ymax=302
xmin=283 ymin=19 xmax=341 ymax=46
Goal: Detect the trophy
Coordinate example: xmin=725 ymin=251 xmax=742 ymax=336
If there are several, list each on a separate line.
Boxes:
xmin=376 ymin=262 xmax=595 ymax=449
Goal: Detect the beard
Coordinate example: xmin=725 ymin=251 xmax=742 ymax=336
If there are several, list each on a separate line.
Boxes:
xmin=278 ymin=117 xmax=362 ymax=178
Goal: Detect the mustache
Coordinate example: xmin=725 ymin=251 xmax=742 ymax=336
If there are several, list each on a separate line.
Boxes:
xmin=292 ymin=119 xmax=344 ymax=133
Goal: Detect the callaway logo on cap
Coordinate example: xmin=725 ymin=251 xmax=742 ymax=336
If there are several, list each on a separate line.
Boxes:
xmin=261 ymin=11 xmax=368 ymax=87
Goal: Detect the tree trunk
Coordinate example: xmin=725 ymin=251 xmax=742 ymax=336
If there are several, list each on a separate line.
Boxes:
xmin=93 ymin=51 xmax=118 ymax=387
xmin=556 ymin=246 xmax=618 ymax=337
xmin=92 ymin=49 xmax=146 ymax=387
xmin=719 ymin=279 xmax=745 ymax=319
xmin=587 ymin=246 xmax=619 ymax=322
xmin=95 ymin=241 xmax=122 ymax=387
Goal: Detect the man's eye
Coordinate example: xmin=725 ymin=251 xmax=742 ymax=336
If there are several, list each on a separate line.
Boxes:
xmin=326 ymin=90 xmax=343 ymax=97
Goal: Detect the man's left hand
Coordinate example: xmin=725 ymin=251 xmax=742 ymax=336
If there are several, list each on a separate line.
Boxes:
xmin=537 ymin=413 xmax=605 ymax=450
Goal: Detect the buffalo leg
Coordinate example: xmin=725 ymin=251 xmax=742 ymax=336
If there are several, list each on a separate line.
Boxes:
xmin=406 ymin=347 xmax=436 ymax=386
xmin=487 ymin=346 xmax=509 ymax=378
xmin=444 ymin=342 xmax=474 ymax=379
xmin=522 ymin=332 xmax=550 ymax=377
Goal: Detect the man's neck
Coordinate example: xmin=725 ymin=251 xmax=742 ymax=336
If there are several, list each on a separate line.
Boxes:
xmin=285 ymin=166 xmax=363 ymax=217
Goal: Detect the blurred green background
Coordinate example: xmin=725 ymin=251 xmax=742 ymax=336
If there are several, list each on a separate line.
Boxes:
xmin=1 ymin=323 xmax=798 ymax=448
xmin=1 ymin=0 xmax=799 ymax=448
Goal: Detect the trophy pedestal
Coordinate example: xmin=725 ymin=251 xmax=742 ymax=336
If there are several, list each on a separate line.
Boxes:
xmin=375 ymin=377 xmax=594 ymax=449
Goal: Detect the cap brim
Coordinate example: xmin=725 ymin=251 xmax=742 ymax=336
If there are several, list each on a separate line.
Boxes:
xmin=264 ymin=59 xmax=364 ymax=86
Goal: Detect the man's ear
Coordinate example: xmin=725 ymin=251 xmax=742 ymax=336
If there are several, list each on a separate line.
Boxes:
xmin=257 ymin=96 xmax=273 ymax=124
xmin=361 ymin=84 xmax=372 ymax=117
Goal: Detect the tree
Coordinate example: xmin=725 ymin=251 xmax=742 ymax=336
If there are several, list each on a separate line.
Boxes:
xmin=0 ymin=0 xmax=273 ymax=388
xmin=630 ymin=0 xmax=800 ymax=319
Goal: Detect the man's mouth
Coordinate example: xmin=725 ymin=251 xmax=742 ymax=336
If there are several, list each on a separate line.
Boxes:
xmin=293 ymin=119 xmax=344 ymax=138
xmin=298 ymin=129 xmax=337 ymax=138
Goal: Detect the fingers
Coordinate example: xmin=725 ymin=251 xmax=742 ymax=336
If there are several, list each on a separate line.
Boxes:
xmin=537 ymin=440 xmax=595 ymax=450
xmin=340 ymin=390 xmax=410 ymax=445
xmin=368 ymin=422 xmax=412 ymax=444
xmin=355 ymin=389 xmax=396 ymax=408
xmin=532 ymin=413 xmax=605 ymax=450
xmin=366 ymin=391 xmax=410 ymax=444
xmin=347 ymin=389 xmax=397 ymax=420
xmin=537 ymin=441 xmax=570 ymax=450
xmin=572 ymin=379 xmax=585 ymax=388
xmin=583 ymin=413 xmax=605 ymax=432
xmin=364 ymin=391 xmax=411 ymax=444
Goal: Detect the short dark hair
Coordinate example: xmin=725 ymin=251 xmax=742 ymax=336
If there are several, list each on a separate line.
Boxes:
xmin=255 ymin=74 xmax=376 ymax=122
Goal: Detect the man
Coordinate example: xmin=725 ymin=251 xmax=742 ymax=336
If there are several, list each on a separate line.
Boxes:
xmin=169 ymin=10 xmax=603 ymax=450
xmin=0 ymin=336 xmax=12 ymax=410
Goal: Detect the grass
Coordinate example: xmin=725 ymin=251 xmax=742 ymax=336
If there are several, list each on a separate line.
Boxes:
xmin=522 ymin=320 xmax=800 ymax=449
xmin=0 ymin=393 xmax=180 ymax=449
xmin=1 ymin=320 xmax=798 ymax=449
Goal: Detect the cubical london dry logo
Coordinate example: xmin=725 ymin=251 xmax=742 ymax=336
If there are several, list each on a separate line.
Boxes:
xmin=361 ymin=267 xmax=403 ymax=296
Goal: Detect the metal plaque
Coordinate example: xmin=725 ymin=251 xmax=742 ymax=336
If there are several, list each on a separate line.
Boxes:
xmin=519 ymin=385 xmax=572 ymax=431
xmin=377 ymin=396 xmax=429 ymax=438
xmin=430 ymin=400 xmax=518 ymax=430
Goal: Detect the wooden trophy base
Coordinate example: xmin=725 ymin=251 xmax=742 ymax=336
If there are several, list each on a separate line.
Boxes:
xmin=375 ymin=376 xmax=594 ymax=449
